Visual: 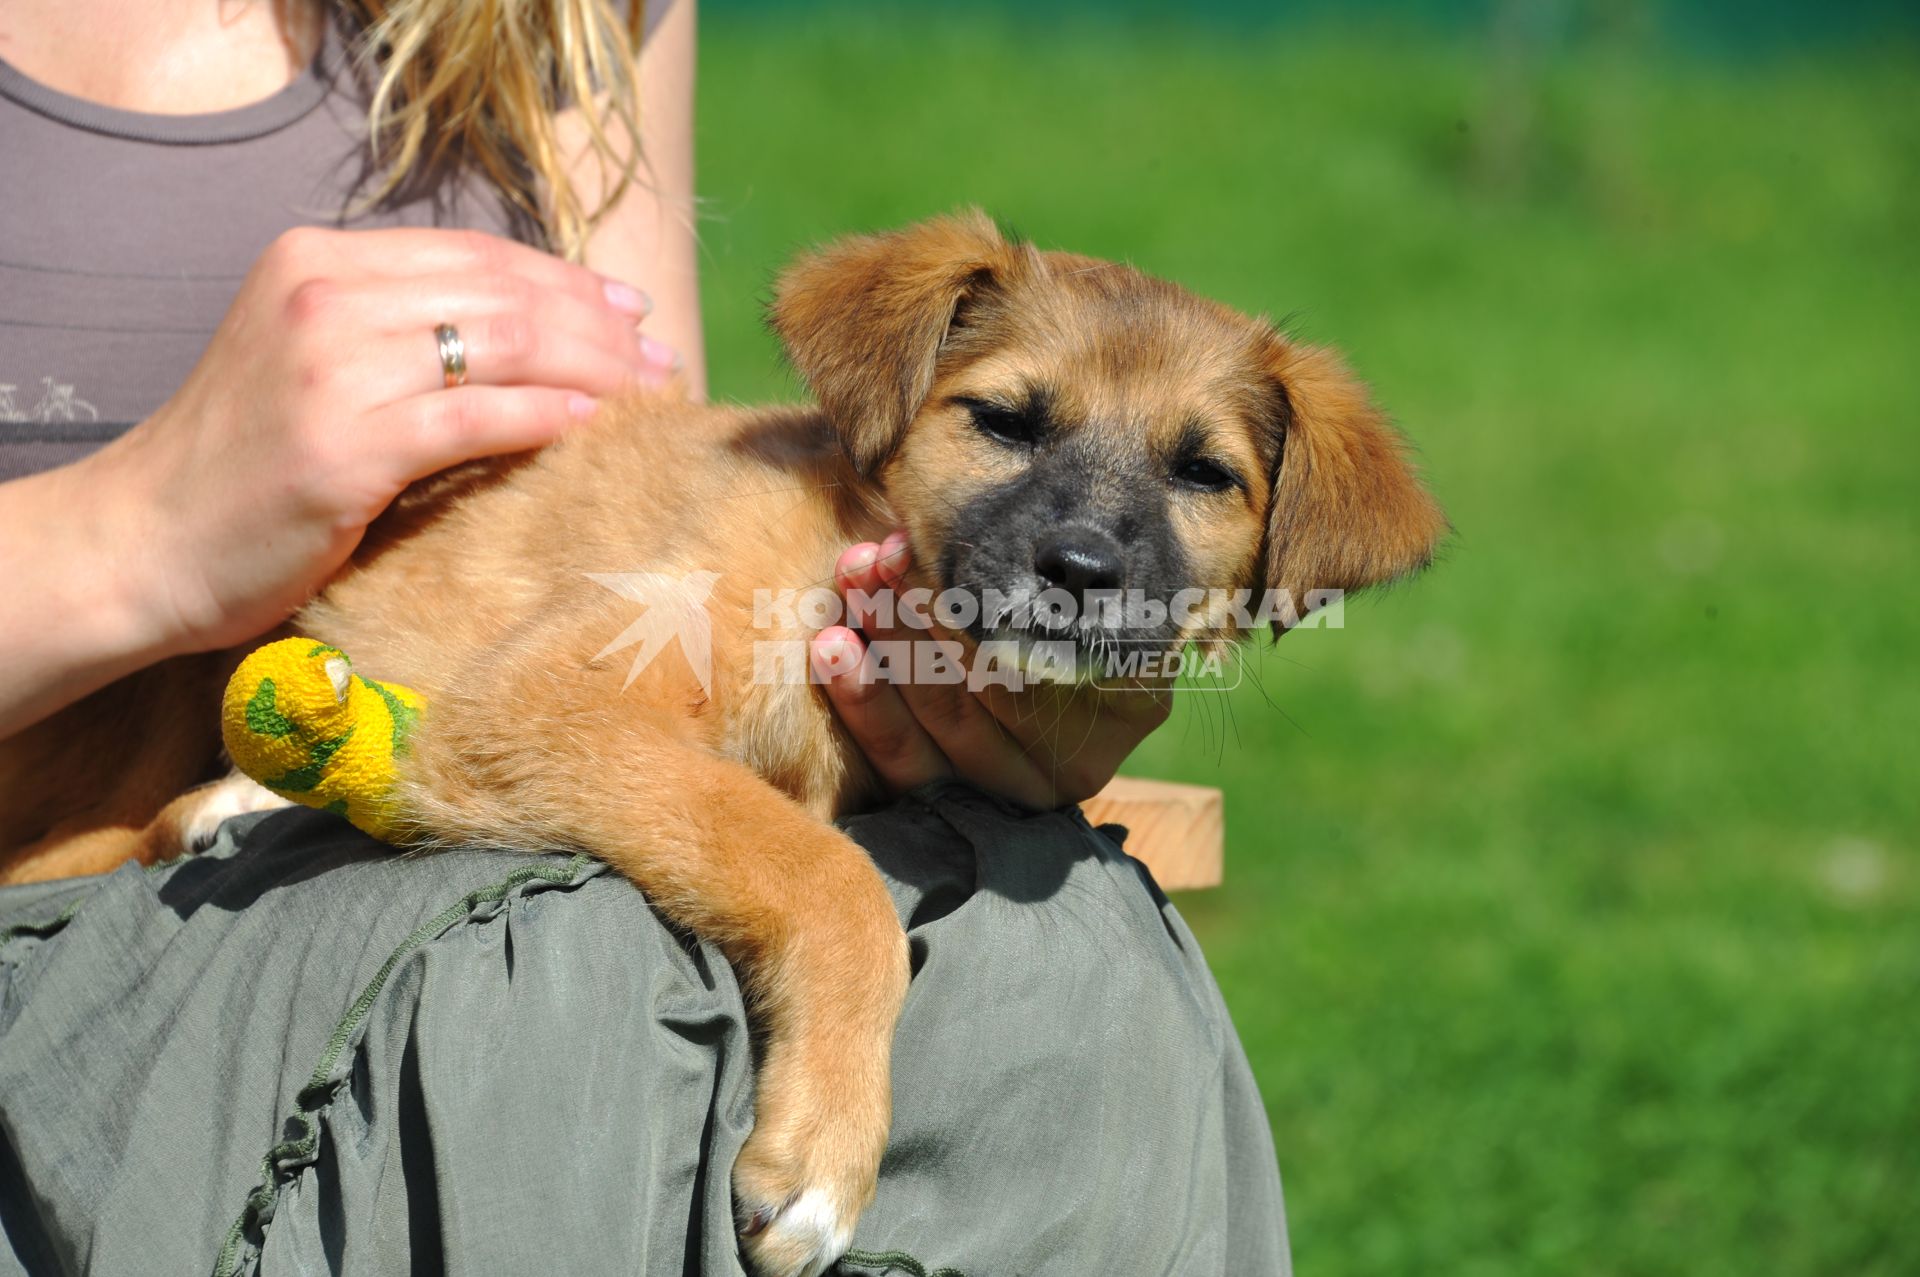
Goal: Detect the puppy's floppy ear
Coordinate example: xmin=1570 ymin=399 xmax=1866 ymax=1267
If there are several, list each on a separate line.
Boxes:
xmin=770 ymin=210 xmax=1022 ymax=473
xmin=1261 ymin=339 xmax=1449 ymax=628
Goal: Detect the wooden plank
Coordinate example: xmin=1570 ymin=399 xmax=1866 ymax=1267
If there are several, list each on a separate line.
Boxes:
xmin=1079 ymin=776 xmax=1223 ymax=891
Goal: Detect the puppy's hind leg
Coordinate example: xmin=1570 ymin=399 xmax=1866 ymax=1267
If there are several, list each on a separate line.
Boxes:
xmin=399 ymin=688 xmax=909 ymax=1277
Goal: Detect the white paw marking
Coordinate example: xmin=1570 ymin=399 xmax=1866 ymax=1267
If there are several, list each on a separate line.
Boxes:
xmin=182 ymin=774 xmax=293 ymax=851
xmin=755 ymin=1188 xmax=853 ymax=1277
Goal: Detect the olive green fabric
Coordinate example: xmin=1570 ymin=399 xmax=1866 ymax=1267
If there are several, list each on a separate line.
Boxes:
xmin=0 ymin=784 xmax=1288 ymax=1276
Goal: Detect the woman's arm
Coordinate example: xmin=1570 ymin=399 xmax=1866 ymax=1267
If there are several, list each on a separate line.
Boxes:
xmin=563 ymin=0 xmax=705 ymax=399
xmin=0 ymin=229 xmax=672 ymax=740
xmin=0 ymin=458 xmax=181 ymax=737
xmin=1 ymin=3 xmax=698 ymax=742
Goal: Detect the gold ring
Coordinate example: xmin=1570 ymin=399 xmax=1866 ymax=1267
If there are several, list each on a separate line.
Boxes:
xmin=435 ymin=323 xmax=467 ymax=388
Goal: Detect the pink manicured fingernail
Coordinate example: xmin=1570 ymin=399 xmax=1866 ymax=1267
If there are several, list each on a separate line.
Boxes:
xmin=638 ymin=333 xmax=677 ymax=369
xmin=603 ymin=280 xmax=651 ymax=317
xmin=567 ymin=394 xmax=598 ymax=419
xmin=810 ymin=634 xmax=862 ymax=681
xmin=876 ymin=530 xmax=911 ymax=582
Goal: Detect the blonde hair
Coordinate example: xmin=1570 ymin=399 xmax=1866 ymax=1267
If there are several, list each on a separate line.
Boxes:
xmin=341 ymin=0 xmax=646 ymax=261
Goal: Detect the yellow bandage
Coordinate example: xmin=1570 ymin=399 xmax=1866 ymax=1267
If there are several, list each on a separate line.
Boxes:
xmin=220 ymin=637 xmax=425 ymax=842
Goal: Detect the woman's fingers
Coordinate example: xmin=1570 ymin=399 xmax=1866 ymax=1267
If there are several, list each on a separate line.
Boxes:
xmin=973 ymin=627 xmax=1175 ymax=787
xmin=287 ymin=273 xmax=674 ymax=404
xmin=820 ymin=534 xmax=1176 ymax=807
xmin=816 ymin=547 xmax=953 ymax=791
xmin=830 ymin=540 xmax=1065 ymax=809
xmin=817 ymin=620 xmax=1061 ymax=808
xmin=975 ymin=679 xmax=1172 ymax=804
xmin=810 ymin=626 xmax=955 ymax=793
xmin=435 ymin=289 xmax=676 ymax=396
xmin=373 ymin=384 xmax=600 ymax=483
xmin=263 ymin=225 xmax=679 ymax=401
xmin=283 ymin=225 xmax=633 ymax=319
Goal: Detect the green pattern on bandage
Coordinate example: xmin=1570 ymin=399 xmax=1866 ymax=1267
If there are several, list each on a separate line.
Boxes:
xmin=306 ymin=643 xmax=345 ymax=662
xmin=362 ymin=677 xmax=421 ymax=753
xmin=244 ymin=678 xmax=296 ymax=739
xmin=265 ymin=728 xmax=354 ymax=794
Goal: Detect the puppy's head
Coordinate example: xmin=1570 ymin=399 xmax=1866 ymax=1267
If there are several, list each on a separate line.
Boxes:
xmin=771 ymin=211 xmax=1447 ymax=669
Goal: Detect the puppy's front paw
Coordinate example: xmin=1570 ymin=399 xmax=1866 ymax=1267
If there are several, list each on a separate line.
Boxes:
xmin=736 ymin=1184 xmax=858 ymax=1277
xmin=177 ymin=774 xmax=292 ymax=854
xmin=732 ymin=1039 xmax=893 ymax=1277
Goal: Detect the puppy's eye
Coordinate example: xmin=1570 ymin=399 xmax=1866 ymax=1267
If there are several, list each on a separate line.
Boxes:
xmin=1174 ymin=458 xmax=1239 ymax=492
xmin=955 ymin=397 xmax=1043 ymax=448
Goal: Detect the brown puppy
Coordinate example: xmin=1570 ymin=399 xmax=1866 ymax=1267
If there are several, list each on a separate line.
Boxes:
xmin=0 ymin=212 xmax=1446 ymax=1275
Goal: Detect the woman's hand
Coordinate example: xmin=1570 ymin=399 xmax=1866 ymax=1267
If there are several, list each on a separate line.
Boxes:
xmin=809 ymin=533 xmax=1173 ymax=809
xmin=0 ymin=226 xmax=674 ymax=738
xmin=100 ymin=225 xmax=677 ymax=655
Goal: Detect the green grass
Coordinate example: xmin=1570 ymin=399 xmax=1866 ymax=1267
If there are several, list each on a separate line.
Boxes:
xmin=692 ymin=13 xmax=1920 ymax=1274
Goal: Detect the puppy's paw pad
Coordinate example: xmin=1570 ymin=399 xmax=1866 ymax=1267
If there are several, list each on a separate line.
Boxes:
xmin=736 ymin=1187 xmax=855 ymax=1277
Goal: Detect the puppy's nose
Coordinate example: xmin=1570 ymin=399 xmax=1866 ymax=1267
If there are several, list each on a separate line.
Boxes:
xmin=1034 ymin=531 xmax=1125 ymax=602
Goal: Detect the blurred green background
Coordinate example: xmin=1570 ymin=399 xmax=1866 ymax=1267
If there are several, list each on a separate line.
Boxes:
xmin=690 ymin=2 xmax=1918 ymax=1272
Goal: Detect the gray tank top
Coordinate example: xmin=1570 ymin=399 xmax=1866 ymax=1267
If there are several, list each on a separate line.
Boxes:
xmin=0 ymin=13 xmax=536 ymax=482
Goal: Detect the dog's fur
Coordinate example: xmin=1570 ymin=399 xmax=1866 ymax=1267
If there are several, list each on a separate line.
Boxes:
xmin=0 ymin=213 xmax=1446 ymax=1276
